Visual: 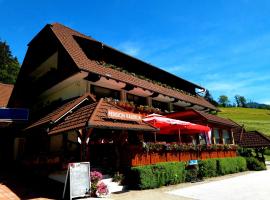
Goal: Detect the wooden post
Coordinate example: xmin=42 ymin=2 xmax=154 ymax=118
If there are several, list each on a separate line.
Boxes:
xmin=85 ymin=128 xmax=93 ymax=161
xmin=120 ymin=90 xmax=127 ymax=101
xmin=146 ymin=97 xmax=152 ymax=107
xmin=178 ymin=129 xmax=181 ymax=143
xmin=78 ymin=128 xmax=93 ymax=161
xmin=231 ymin=129 xmax=235 ymax=144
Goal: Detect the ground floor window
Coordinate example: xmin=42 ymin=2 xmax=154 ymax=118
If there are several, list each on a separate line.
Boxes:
xmin=213 ymin=128 xmax=221 ymax=144
xmin=222 ymin=129 xmax=231 ymax=144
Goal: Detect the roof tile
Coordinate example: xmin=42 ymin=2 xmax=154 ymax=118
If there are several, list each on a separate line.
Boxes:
xmin=49 ymin=23 xmax=217 ymax=111
xmin=0 ymin=83 xmax=14 ymax=107
xmin=234 ymin=131 xmax=270 ymax=147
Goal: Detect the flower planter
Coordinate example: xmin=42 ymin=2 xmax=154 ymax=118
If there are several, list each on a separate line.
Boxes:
xmin=166 ymin=152 xmax=179 ymax=162
xmin=180 ymin=152 xmax=191 ymax=161
xmin=210 ymin=151 xmax=218 ymax=158
xmin=190 ymin=151 xmax=198 ymax=160
xmin=201 ymin=151 xmax=210 ymax=160
xmin=139 ymin=153 xmax=151 ymax=165
xmin=150 ymin=152 xmax=160 ymax=164
xmin=224 ymin=151 xmax=231 ymax=157
xmin=217 ymin=151 xmax=225 ymax=158
xmin=158 ymin=152 xmax=167 ymax=163
xmin=230 ymin=150 xmax=237 ymax=157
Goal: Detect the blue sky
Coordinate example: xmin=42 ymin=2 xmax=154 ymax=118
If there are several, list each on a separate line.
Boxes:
xmin=1 ymin=0 xmax=270 ymax=104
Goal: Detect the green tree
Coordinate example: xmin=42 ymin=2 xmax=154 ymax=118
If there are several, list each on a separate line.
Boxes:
xmin=0 ymin=40 xmax=20 ymax=84
xmin=235 ymin=95 xmax=240 ymax=107
xmin=204 ymin=89 xmax=218 ymax=106
xmin=239 ymin=96 xmax=247 ymax=108
xmin=234 ymin=95 xmax=247 ymax=107
xmin=218 ymin=95 xmax=229 ymax=107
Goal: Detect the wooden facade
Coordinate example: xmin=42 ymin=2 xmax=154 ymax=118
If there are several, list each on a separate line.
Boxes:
xmin=7 ymin=23 xmax=239 ymax=171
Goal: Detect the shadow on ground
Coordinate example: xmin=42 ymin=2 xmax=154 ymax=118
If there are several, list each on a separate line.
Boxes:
xmin=0 ymin=164 xmax=63 ymax=199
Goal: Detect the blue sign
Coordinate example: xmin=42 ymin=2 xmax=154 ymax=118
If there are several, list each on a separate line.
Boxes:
xmin=188 ymin=160 xmax=198 ymax=166
xmin=0 ymin=108 xmax=29 ymax=121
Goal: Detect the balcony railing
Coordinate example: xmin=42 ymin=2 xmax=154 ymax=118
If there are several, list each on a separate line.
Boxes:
xmin=121 ymin=143 xmax=238 ymax=167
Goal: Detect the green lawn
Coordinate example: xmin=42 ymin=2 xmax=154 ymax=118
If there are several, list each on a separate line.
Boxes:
xmin=217 ymin=107 xmax=270 ymax=136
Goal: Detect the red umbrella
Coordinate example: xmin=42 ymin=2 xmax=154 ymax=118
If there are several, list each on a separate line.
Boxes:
xmin=143 ymin=114 xmax=210 ymax=133
xmin=143 ymin=114 xmax=211 ymax=143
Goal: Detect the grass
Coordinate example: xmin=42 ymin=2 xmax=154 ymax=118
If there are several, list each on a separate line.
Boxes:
xmin=217 ymin=107 xmax=270 ymax=136
xmin=265 ymin=155 xmax=270 ymax=161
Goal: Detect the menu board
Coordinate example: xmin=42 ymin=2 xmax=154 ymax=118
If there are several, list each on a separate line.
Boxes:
xmin=63 ymin=162 xmax=90 ymax=199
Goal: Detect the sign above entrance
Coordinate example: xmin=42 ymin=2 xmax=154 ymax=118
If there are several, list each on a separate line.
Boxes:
xmin=107 ymin=109 xmax=142 ymax=122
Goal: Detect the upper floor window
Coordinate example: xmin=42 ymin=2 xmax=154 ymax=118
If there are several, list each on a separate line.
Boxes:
xmin=91 ymin=85 xmax=120 ymax=100
xmin=152 ymin=100 xmax=169 ymax=112
xmin=127 ymin=93 xmax=146 ymax=106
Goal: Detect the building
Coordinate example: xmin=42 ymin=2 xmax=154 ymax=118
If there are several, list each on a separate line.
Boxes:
xmin=7 ymin=23 xmax=237 ymax=171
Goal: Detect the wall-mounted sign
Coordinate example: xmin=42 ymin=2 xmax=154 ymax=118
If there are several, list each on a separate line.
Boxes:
xmin=0 ymin=108 xmax=29 ymax=121
xmin=107 ymin=109 xmax=142 ymax=122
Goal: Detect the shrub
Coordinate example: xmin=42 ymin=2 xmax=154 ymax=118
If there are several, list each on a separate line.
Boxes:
xmin=245 ymin=157 xmax=266 ymax=171
xmin=130 ymin=162 xmax=186 ymax=189
xmin=217 ymin=157 xmax=247 ymax=175
xmin=198 ymin=159 xmax=217 ymax=178
xmin=264 ymin=148 xmax=270 ymax=155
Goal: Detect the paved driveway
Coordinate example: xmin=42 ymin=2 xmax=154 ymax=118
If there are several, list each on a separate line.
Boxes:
xmin=168 ymin=168 xmax=270 ymax=200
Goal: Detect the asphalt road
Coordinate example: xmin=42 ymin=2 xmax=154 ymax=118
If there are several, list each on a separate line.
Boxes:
xmin=168 ymin=167 xmax=270 ymax=200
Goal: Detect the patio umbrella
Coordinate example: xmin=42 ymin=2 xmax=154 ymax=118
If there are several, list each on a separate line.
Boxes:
xmin=143 ymin=114 xmax=211 ymax=143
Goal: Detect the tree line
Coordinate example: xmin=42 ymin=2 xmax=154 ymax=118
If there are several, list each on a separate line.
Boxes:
xmin=204 ymin=90 xmax=270 ymax=109
xmin=0 ymin=39 xmax=20 ymax=84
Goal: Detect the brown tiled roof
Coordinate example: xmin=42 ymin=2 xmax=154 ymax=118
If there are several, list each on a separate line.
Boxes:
xmin=0 ymin=83 xmax=14 ymax=107
xmin=49 ymin=102 xmax=98 ymax=134
xmin=234 ymin=131 xmax=270 ymax=147
xmin=166 ymin=109 xmax=240 ymax=128
xmin=49 ymin=23 xmax=217 ymax=111
xmin=26 ymin=93 xmax=96 ymax=130
xmin=49 ymin=98 xmax=157 ymax=135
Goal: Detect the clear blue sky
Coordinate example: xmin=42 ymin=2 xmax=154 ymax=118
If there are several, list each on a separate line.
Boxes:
xmin=1 ymin=0 xmax=270 ymax=104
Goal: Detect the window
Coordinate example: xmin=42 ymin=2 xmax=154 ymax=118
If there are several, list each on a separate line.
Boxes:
xmin=198 ymin=133 xmax=206 ymax=145
xmin=152 ymin=100 xmax=169 ymax=112
xmin=213 ymin=128 xmax=221 ymax=144
xmin=127 ymin=93 xmax=146 ymax=106
xmin=91 ymin=85 xmax=120 ymax=100
xmin=222 ymin=129 xmax=231 ymax=144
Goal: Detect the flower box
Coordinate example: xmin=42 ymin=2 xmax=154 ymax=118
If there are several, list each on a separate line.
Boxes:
xmin=166 ymin=152 xmax=179 ymax=162
xmin=210 ymin=151 xmax=218 ymax=158
xmin=150 ymin=152 xmax=160 ymax=164
xmin=201 ymin=151 xmax=210 ymax=160
xmin=180 ymin=152 xmax=191 ymax=161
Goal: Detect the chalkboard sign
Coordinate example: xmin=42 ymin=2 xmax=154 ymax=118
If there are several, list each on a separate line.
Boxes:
xmin=63 ymin=162 xmax=91 ymax=199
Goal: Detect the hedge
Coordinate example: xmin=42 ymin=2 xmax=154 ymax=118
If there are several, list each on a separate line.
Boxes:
xmin=245 ymin=157 xmax=266 ymax=171
xmin=129 ymin=157 xmax=247 ymax=190
xmin=130 ymin=162 xmax=186 ymax=189
xmin=198 ymin=159 xmax=217 ymax=178
xmin=217 ymin=157 xmax=247 ymax=175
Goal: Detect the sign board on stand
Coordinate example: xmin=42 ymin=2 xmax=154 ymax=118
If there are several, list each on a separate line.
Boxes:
xmin=62 ymin=162 xmax=91 ymax=200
